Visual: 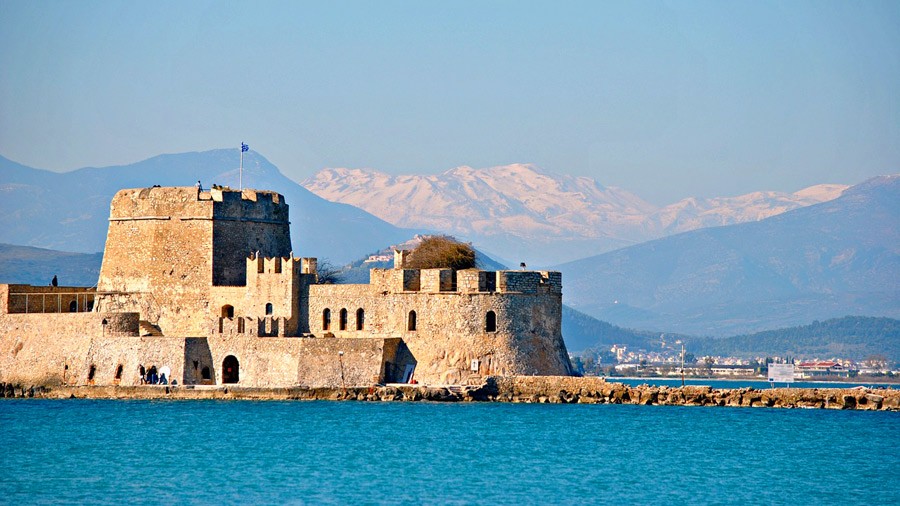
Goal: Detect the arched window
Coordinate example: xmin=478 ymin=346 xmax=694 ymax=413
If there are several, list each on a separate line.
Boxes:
xmin=322 ymin=309 xmax=331 ymax=330
xmin=68 ymin=300 xmax=77 ymax=312
xmin=201 ymin=366 xmax=211 ymax=380
xmin=221 ymin=305 xmax=234 ymax=318
xmin=87 ymin=364 xmax=96 ymax=382
xmin=485 ymin=310 xmax=497 ymax=332
xmin=408 ymin=310 xmax=417 ymax=331
xmin=339 ymin=308 xmax=348 ymax=330
xmin=356 ymin=308 xmax=365 ymax=330
xmin=114 ymin=364 xmax=124 ymax=380
xmin=265 ymin=302 xmax=273 ymax=316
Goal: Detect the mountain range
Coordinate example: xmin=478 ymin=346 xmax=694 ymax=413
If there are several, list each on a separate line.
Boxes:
xmin=558 ymin=175 xmax=900 ymax=336
xmin=302 ymin=164 xmax=847 ymax=265
xmin=2 ymin=149 xmax=896 ymax=345
xmin=0 ymin=152 xmax=416 ymax=264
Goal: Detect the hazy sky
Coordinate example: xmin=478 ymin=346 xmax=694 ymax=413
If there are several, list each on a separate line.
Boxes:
xmin=1 ymin=1 xmax=897 ymax=204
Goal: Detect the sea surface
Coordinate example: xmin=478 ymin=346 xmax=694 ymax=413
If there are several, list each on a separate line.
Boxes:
xmin=2 ymin=400 xmax=898 ymax=505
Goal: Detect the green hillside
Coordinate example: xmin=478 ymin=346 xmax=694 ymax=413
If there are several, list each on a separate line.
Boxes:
xmin=686 ymin=316 xmax=900 ymax=362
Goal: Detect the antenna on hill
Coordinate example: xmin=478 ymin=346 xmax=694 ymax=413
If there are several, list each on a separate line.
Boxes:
xmin=240 ymin=142 xmax=249 ymax=191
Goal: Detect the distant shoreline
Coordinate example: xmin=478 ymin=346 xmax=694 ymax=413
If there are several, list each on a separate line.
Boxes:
xmin=602 ymin=375 xmax=900 ymax=386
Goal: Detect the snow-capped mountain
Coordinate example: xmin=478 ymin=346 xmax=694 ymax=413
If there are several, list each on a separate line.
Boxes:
xmin=303 ymin=164 xmax=848 ymax=265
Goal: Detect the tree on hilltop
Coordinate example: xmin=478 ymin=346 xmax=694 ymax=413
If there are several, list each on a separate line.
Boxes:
xmin=405 ymin=235 xmax=477 ymax=270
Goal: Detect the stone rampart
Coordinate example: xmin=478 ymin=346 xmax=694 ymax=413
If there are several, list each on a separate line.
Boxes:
xmin=95 ymin=186 xmax=292 ymax=336
xmin=2 ymin=285 xmax=97 ymax=314
xmin=307 ymin=282 xmax=571 ymax=385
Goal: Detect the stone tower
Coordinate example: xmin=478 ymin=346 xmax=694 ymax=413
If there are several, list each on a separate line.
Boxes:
xmin=95 ymin=186 xmax=292 ymax=335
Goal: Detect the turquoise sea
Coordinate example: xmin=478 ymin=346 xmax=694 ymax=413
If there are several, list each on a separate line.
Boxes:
xmin=2 ymin=400 xmax=898 ymax=505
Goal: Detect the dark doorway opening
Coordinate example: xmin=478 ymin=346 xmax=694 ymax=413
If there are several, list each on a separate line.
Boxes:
xmin=221 ymin=305 xmax=234 ymax=318
xmin=222 ymin=355 xmax=239 ymax=384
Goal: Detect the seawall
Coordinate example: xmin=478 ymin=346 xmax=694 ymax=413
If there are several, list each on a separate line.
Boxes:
xmin=2 ymin=376 xmax=898 ymax=411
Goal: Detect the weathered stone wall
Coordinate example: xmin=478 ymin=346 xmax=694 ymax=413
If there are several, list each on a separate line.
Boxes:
xmin=0 ymin=312 xmax=151 ymax=386
xmin=0 ymin=311 xmax=404 ymax=389
xmin=2 ymin=285 xmax=96 ymax=314
xmin=307 ymin=279 xmax=572 ymax=385
xmin=95 ymin=187 xmax=291 ymax=336
xmin=210 ymin=189 xmax=291 ymax=286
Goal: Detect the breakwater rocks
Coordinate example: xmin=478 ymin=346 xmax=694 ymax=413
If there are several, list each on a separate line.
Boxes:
xmin=2 ymin=377 xmax=898 ymax=411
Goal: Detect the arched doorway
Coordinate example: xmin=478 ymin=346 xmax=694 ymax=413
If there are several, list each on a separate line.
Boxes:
xmin=222 ymin=355 xmax=239 ymax=384
xmin=221 ymin=305 xmax=234 ymax=318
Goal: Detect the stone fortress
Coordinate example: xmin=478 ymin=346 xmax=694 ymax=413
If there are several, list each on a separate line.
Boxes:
xmin=0 ymin=186 xmax=573 ymax=388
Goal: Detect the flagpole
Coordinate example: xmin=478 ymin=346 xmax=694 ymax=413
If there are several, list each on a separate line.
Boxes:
xmin=239 ymin=143 xmax=243 ymax=192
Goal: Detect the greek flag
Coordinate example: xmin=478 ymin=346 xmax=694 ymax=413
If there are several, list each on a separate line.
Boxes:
xmin=241 ymin=143 xmax=249 ymax=152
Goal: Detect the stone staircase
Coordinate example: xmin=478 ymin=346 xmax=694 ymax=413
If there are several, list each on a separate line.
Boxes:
xmin=139 ymin=321 xmax=163 ymax=337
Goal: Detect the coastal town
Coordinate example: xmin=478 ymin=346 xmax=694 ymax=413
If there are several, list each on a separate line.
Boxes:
xmin=572 ymin=344 xmax=898 ymax=381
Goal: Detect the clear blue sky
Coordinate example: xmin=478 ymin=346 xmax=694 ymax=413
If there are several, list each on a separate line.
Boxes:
xmin=1 ymin=0 xmax=897 ymax=204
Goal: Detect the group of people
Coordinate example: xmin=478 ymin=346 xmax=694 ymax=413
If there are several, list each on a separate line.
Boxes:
xmin=138 ymin=364 xmax=174 ymax=385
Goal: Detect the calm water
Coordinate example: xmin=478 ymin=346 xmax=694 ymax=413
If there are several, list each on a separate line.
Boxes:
xmin=1 ymin=400 xmax=898 ymax=505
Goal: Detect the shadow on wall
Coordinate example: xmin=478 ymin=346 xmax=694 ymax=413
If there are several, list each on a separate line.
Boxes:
xmin=185 ymin=338 xmax=215 ymax=385
xmin=385 ymin=341 xmax=417 ymax=383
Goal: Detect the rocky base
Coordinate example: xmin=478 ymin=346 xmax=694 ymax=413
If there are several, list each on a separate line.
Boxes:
xmin=2 ymin=377 xmax=898 ymax=411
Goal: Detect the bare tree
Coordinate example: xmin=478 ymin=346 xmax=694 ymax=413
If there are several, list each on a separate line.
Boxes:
xmin=316 ymin=259 xmax=343 ymax=284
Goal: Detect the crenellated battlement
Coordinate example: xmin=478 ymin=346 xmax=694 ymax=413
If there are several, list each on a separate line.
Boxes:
xmin=368 ymin=268 xmax=561 ymax=295
xmin=245 ymin=254 xmax=317 ymax=281
xmin=3 ymin=184 xmax=572 ymax=389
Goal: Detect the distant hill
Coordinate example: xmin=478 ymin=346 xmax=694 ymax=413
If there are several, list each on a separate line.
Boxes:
xmin=558 ymin=175 xmax=900 ymax=336
xmin=686 ymin=316 xmax=900 ymax=362
xmin=561 ymin=305 xmax=688 ymax=353
xmin=0 ymin=151 xmax=418 ymax=264
xmin=303 ymin=164 xmax=846 ymax=265
xmin=0 ymin=243 xmax=101 ymax=286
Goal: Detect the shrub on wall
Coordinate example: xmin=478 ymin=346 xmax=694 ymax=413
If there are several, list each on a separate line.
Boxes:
xmin=405 ymin=236 xmax=476 ymax=270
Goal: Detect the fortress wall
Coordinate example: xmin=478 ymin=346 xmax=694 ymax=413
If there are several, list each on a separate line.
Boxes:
xmin=2 ymin=285 xmax=97 ymax=314
xmin=95 ymin=187 xmax=293 ymax=336
xmin=199 ymin=335 xmax=399 ymax=387
xmin=241 ymin=256 xmax=301 ymax=334
xmin=210 ymin=189 xmax=292 ymax=286
xmin=306 ymin=283 xmax=571 ymax=385
xmin=0 ymin=312 xmax=174 ymax=386
xmin=97 ymin=188 xmax=215 ymax=336
xmin=211 ymin=220 xmax=291 ymax=286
